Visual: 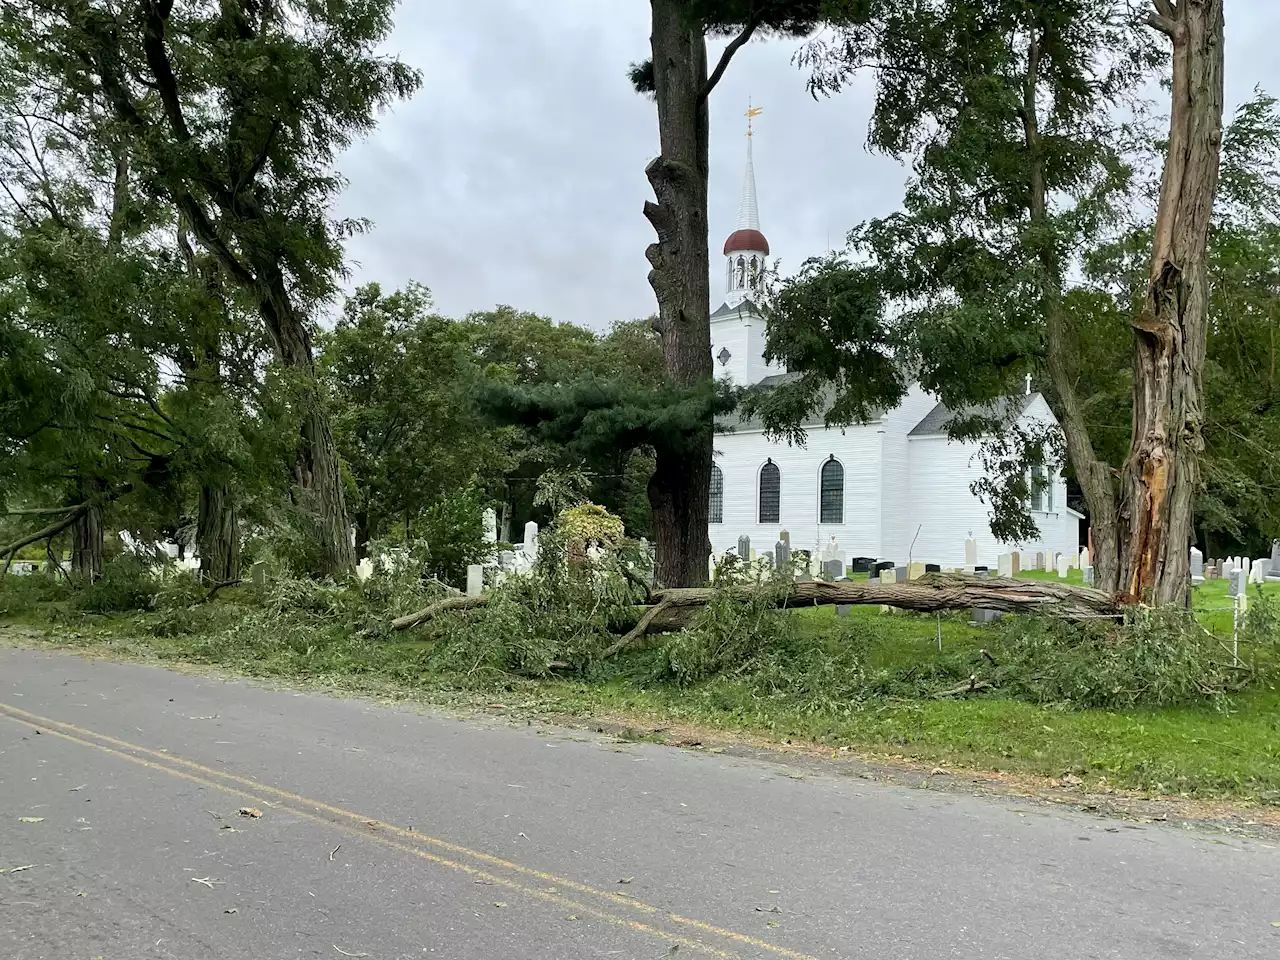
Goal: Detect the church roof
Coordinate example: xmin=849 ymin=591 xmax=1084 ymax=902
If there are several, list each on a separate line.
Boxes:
xmin=724 ymin=228 xmax=770 ymax=255
xmin=716 ymin=372 xmax=887 ymax=433
xmin=908 ymin=394 xmax=1041 ymax=437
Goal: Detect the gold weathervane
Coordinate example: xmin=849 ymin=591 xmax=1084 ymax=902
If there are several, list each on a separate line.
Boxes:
xmin=746 ymin=103 xmax=762 ymax=136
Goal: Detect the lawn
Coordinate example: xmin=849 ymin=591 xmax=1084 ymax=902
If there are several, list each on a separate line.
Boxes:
xmin=3 ymin=570 xmax=1279 ymax=803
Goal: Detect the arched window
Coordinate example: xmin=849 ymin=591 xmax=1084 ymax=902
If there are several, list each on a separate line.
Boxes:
xmin=758 ymin=459 xmax=780 ymax=524
xmin=736 ymin=256 xmax=746 ymax=288
xmin=748 ymin=256 xmax=759 ymax=288
xmin=709 ymin=464 xmax=724 ymax=524
xmin=819 ymin=456 xmax=844 ymax=524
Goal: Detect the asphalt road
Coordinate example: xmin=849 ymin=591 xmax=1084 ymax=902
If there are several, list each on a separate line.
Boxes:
xmin=1 ymin=647 xmax=1277 ymax=960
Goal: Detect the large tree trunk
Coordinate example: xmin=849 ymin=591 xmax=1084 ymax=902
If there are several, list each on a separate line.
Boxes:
xmin=197 ymin=483 xmax=239 ymax=584
xmin=246 ymin=263 xmax=354 ymax=578
xmin=390 ymin=573 xmax=1121 ymax=634
xmin=643 ymin=0 xmax=717 ymax=587
xmin=70 ymin=488 xmax=103 ymax=581
xmin=1120 ymin=0 xmax=1225 ymax=605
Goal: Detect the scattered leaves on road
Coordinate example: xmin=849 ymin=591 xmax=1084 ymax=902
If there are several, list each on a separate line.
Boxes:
xmin=492 ymin=902 xmax=507 ymax=908
xmin=754 ymin=905 xmax=781 ymax=914
xmin=224 ymin=908 xmax=237 ymax=914
xmin=566 ymin=915 xmax=579 ymax=921
xmin=18 ymin=817 xmax=43 ymax=823
xmin=237 ymin=807 xmax=262 ymax=819
xmin=767 ymin=920 xmax=780 ymax=928
xmin=332 ymin=947 xmax=369 ymax=958
xmin=618 ymin=877 xmax=634 ymax=884
xmin=190 ymin=877 xmax=224 ymax=888
xmin=1 ymin=865 xmax=34 ymax=874
xmin=329 ymin=844 xmax=342 ymax=861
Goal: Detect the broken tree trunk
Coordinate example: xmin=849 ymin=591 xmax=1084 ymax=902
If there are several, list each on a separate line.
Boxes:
xmin=390 ymin=574 xmax=1121 ymax=634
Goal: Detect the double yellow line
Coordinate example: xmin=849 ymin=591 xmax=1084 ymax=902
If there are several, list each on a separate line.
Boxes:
xmin=0 ymin=700 xmax=817 ymax=960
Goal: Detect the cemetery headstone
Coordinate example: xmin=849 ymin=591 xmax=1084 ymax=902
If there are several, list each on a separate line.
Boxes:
xmin=1010 ymin=552 xmax=1021 ymax=576
xmin=251 ymin=560 xmax=266 ymax=590
xmin=1189 ymin=547 xmax=1204 ymax=583
xmin=776 ymin=539 xmax=791 ymax=573
xmin=907 ymin=561 xmax=925 ymax=581
xmin=1251 ymin=558 xmax=1270 ymax=584
xmin=1082 ymin=565 xmax=1094 ymax=587
xmin=879 ymin=566 xmax=897 ymax=614
xmin=466 ymin=564 xmax=484 ymax=597
xmin=1034 ymin=551 xmax=1046 ymax=571
xmin=1242 ymin=557 xmax=1252 ymax=582
xmin=738 ymin=535 xmax=751 ymax=562
xmin=482 ymin=508 xmax=498 ymax=544
xmin=823 ymin=558 xmax=843 ymax=580
xmin=355 ymin=558 xmax=374 ymax=582
xmin=523 ymin=521 xmax=539 ymax=560
xmin=1056 ymin=555 xmax=1069 ymax=578
xmin=925 ymin=563 xmax=941 ymax=574
xmin=964 ymin=538 xmax=978 ymax=568
xmin=969 ymin=567 xmax=1003 ymax=624
xmin=1229 ymin=568 xmax=1243 ymax=598
xmin=852 ymin=557 xmax=875 ymax=573
xmin=895 ymin=565 xmax=908 ymax=583
xmin=997 ymin=553 xmax=1013 ymax=578
xmin=1078 ymin=547 xmax=1090 ymax=569
xmin=779 ymin=529 xmax=791 ymax=548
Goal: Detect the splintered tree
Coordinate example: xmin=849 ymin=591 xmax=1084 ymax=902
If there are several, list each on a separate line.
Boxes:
xmin=1121 ymin=0 xmax=1225 ymax=604
xmin=783 ymin=0 xmax=1224 ymax=604
xmin=631 ymin=0 xmax=824 ymax=587
xmin=6 ymin=1 xmax=421 ymax=576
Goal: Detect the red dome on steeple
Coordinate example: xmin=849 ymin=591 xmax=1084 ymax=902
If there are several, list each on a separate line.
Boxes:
xmin=724 ymin=228 xmax=769 ymax=256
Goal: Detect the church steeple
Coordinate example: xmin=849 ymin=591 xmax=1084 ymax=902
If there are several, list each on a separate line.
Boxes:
xmin=722 ymin=104 xmax=769 ymax=308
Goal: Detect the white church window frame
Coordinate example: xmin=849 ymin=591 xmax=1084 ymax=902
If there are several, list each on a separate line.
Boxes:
xmin=758 ymin=459 xmax=781 ymax=525
xmin=819 ymin=455 xmax=844 ymax=525
xmin=736 ymin=255 xmax=747 ymax=288
xmin=709 ymin=463 xmax=724 ymax=524
xmin=1029 ymin=464 xmax=1053 ymax=513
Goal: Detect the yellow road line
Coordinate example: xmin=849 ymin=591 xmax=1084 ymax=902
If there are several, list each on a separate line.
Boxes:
xmin=0 ymin=701 xmax=818 ymax=960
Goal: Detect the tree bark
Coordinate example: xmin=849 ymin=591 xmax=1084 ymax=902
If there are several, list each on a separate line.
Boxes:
xmin=642 ymin=0 xmax=728 ymax=587
xmin=390 ymin=573 xmax=1121 ymax=633
xmin=1121 ymin=0 xmax=1225 ymax=605
xmin=70 ymin=485 xmax=103 ymax=581
xmin=197 ymin=483 xmax=239 ymax=584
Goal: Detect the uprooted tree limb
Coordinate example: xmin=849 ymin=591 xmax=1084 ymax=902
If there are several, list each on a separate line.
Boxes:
xmin=0 ymin=484 xmax=133 ymax=577
xmin=390 ymin=573 xmax=1122 ymax=637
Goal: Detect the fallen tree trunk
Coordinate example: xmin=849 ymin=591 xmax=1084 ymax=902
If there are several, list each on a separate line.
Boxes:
xmin=390 ymin=573 xmax=1120 ymax=634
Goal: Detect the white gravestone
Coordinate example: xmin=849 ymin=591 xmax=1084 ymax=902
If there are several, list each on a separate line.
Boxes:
xmin=466 ymin=564 xmax=484 ymax=597
xmin=1056 ymin=555 xmax=1069 ymax=579
xmin=523 ymin=521 xmax=539 ymax=560
xmin=997 ymin=553 xmax=1013 ymax=578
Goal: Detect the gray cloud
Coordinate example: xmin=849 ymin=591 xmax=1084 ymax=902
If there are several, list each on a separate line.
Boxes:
xmin=337 ymin=1 xmax=1280 ymax=331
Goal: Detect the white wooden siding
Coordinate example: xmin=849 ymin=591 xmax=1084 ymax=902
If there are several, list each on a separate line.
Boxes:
xmin=711 ymin=422 xmax=883 ymax=559
xmin=906 ymin=435 xmax=1077 ymax=568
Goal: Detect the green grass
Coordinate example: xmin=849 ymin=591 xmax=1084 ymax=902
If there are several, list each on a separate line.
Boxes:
xmin=4 ymin=573 xmax=1280 ymax=803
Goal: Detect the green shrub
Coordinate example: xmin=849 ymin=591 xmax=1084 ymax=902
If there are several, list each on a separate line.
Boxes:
xmin=74 ymin=555 xmax=160 ymax=613
xmin=0 ymin=571 xmax=70 ymax=617
xmin=414 ymin=486 xmax=493 ymax=587
xmin=425 ymin=532 xmax=637 ymax=682
xmin=989 ymin=607 xmax=1239 ymax=709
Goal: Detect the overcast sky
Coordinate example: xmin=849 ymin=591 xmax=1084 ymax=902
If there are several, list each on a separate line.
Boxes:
xmin=335 ymin=1 xmax=1280 ymax=332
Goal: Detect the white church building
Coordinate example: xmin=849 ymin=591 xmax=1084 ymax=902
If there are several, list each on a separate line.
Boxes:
xmin=708 ymin=126 xmax=1083 ymax=570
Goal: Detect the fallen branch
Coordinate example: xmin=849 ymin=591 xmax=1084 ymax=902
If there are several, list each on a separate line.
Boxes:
xmin=390 ymin=593 xmax=489 ymax=631
xmin=390 ymin=573 xmax=1120 ymax=634
xmin=600 ymin=599 xmax=673 ymax=659
xmin=200 ymin=578 xmax=244 ymax=603
xmin=935 ymin=675 xmax=994 ymax=697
